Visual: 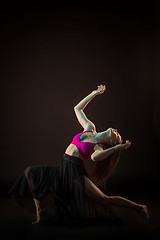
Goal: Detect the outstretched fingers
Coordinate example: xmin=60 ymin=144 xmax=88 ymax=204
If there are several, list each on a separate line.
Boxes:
xmin=97 ymin=84 xmax=106 ymax=94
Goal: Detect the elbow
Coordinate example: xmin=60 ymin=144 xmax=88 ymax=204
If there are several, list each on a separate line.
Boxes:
xmin=74 ymin=106 xmax=78 ymax=113
xmin=91 ymin=152 xmax=105 ymax=162
xmin=91 ymin=154 xmax=99 ymax=162
xmin=74 ymin=106 xmax=81 ymax=112
xmin=91 ymin=155 xmax=95 ymax=161
xmin=74 ymin=105 xmax=79 ymax=110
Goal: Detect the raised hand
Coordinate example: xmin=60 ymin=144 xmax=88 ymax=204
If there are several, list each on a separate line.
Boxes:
xmin=123 ymin=140 xmax=132 ymax=150
xmin=117 ymin=140 xmax=132 ymax=150
xmin=92 ymin=84 xmax=106 ymax=95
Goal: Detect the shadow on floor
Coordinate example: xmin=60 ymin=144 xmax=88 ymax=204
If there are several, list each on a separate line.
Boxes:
xmin=0 ymin=198 xmax=159 ymax=239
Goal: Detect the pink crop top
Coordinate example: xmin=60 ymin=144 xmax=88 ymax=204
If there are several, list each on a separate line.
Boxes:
xmin=71 ymin=131 xmax=99 ymax=160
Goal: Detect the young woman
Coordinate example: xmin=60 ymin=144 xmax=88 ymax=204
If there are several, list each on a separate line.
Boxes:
xmin=9 ymin=84 xmax=148 ymax=224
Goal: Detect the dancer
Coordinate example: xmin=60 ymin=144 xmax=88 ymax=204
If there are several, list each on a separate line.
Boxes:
xmin=9 ymin=84 xmax=148 ymax=224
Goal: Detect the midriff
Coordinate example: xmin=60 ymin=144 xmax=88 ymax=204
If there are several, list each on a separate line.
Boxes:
xmin=65 ymin=143 xmax=83 ymax=159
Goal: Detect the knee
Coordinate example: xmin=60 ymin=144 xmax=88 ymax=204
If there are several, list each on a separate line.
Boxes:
xmin=24 ymin=166 xmax=33 ymax=178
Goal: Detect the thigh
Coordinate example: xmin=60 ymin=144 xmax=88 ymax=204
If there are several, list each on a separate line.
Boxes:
xmin=84 ymin=176 xmax=107 ymax=203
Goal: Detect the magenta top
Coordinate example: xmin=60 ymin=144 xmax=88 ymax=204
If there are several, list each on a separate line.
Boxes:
xmin=71 ymin=131 xmax=99 ymax=160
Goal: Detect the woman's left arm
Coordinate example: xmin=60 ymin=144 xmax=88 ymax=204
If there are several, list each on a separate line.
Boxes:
xmin=91 ymin=141 xmax=131 ymax=161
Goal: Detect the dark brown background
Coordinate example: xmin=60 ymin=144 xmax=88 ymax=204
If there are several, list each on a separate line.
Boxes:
xmin=0 ymin=1 xmax=159 ymax=202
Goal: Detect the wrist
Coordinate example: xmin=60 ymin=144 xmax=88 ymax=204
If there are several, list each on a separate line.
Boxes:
xmin=91 ymin=91 xmax=98 ymax=97
xmin=115 ymin=144 xmax=123 ymax=151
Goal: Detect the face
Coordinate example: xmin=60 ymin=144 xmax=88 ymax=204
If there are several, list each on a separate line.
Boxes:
xmin=108 ymin=128 xmax=122 ymax=145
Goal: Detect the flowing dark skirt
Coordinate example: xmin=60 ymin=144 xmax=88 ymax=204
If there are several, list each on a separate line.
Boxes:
xmin=8 ymin=153 xmax=91 ymax=223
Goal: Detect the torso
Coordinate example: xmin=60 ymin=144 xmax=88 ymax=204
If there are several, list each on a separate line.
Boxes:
xmin=65 ymin=131 xmax=97 ymax=159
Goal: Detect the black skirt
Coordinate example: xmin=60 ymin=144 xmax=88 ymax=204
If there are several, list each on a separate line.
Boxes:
xmin=8 ymin=153 xmax=90 ymax=223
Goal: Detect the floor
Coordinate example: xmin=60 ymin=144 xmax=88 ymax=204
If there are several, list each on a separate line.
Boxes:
xmin=0 ymin=198 xmax=160 ymax=239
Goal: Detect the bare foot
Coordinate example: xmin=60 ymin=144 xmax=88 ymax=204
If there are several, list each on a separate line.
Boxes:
xmin=32 ymin=207 xmax=47 ymax=224
xmin=138 ymin=205 xmax=149 ymax=223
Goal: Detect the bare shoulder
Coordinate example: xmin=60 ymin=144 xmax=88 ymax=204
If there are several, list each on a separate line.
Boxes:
xmin=93 ymin=143 xmax=104 ymax=151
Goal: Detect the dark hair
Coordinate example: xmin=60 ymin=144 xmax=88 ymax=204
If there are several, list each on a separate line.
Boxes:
xmin=89 ymin=144 xmax=121 ymax=190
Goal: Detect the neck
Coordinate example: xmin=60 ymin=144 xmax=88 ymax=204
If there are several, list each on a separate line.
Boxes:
xmin=95 ymin=131 xmax=110 ymax=144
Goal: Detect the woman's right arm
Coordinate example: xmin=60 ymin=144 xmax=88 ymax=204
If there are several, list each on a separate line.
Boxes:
xmin=74 ymin=91 xmax=97 ymax=131
xmin=74 ymin=85 xmax=106 ymax=131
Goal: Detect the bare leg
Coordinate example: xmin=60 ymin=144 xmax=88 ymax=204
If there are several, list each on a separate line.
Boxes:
xmin=84 ymin=177 xmax=149 ymax=222
xmin=24 ymin=167 xmax=47 ymax=224
xmin=32 ymin=199 xmax=47 ymax=224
